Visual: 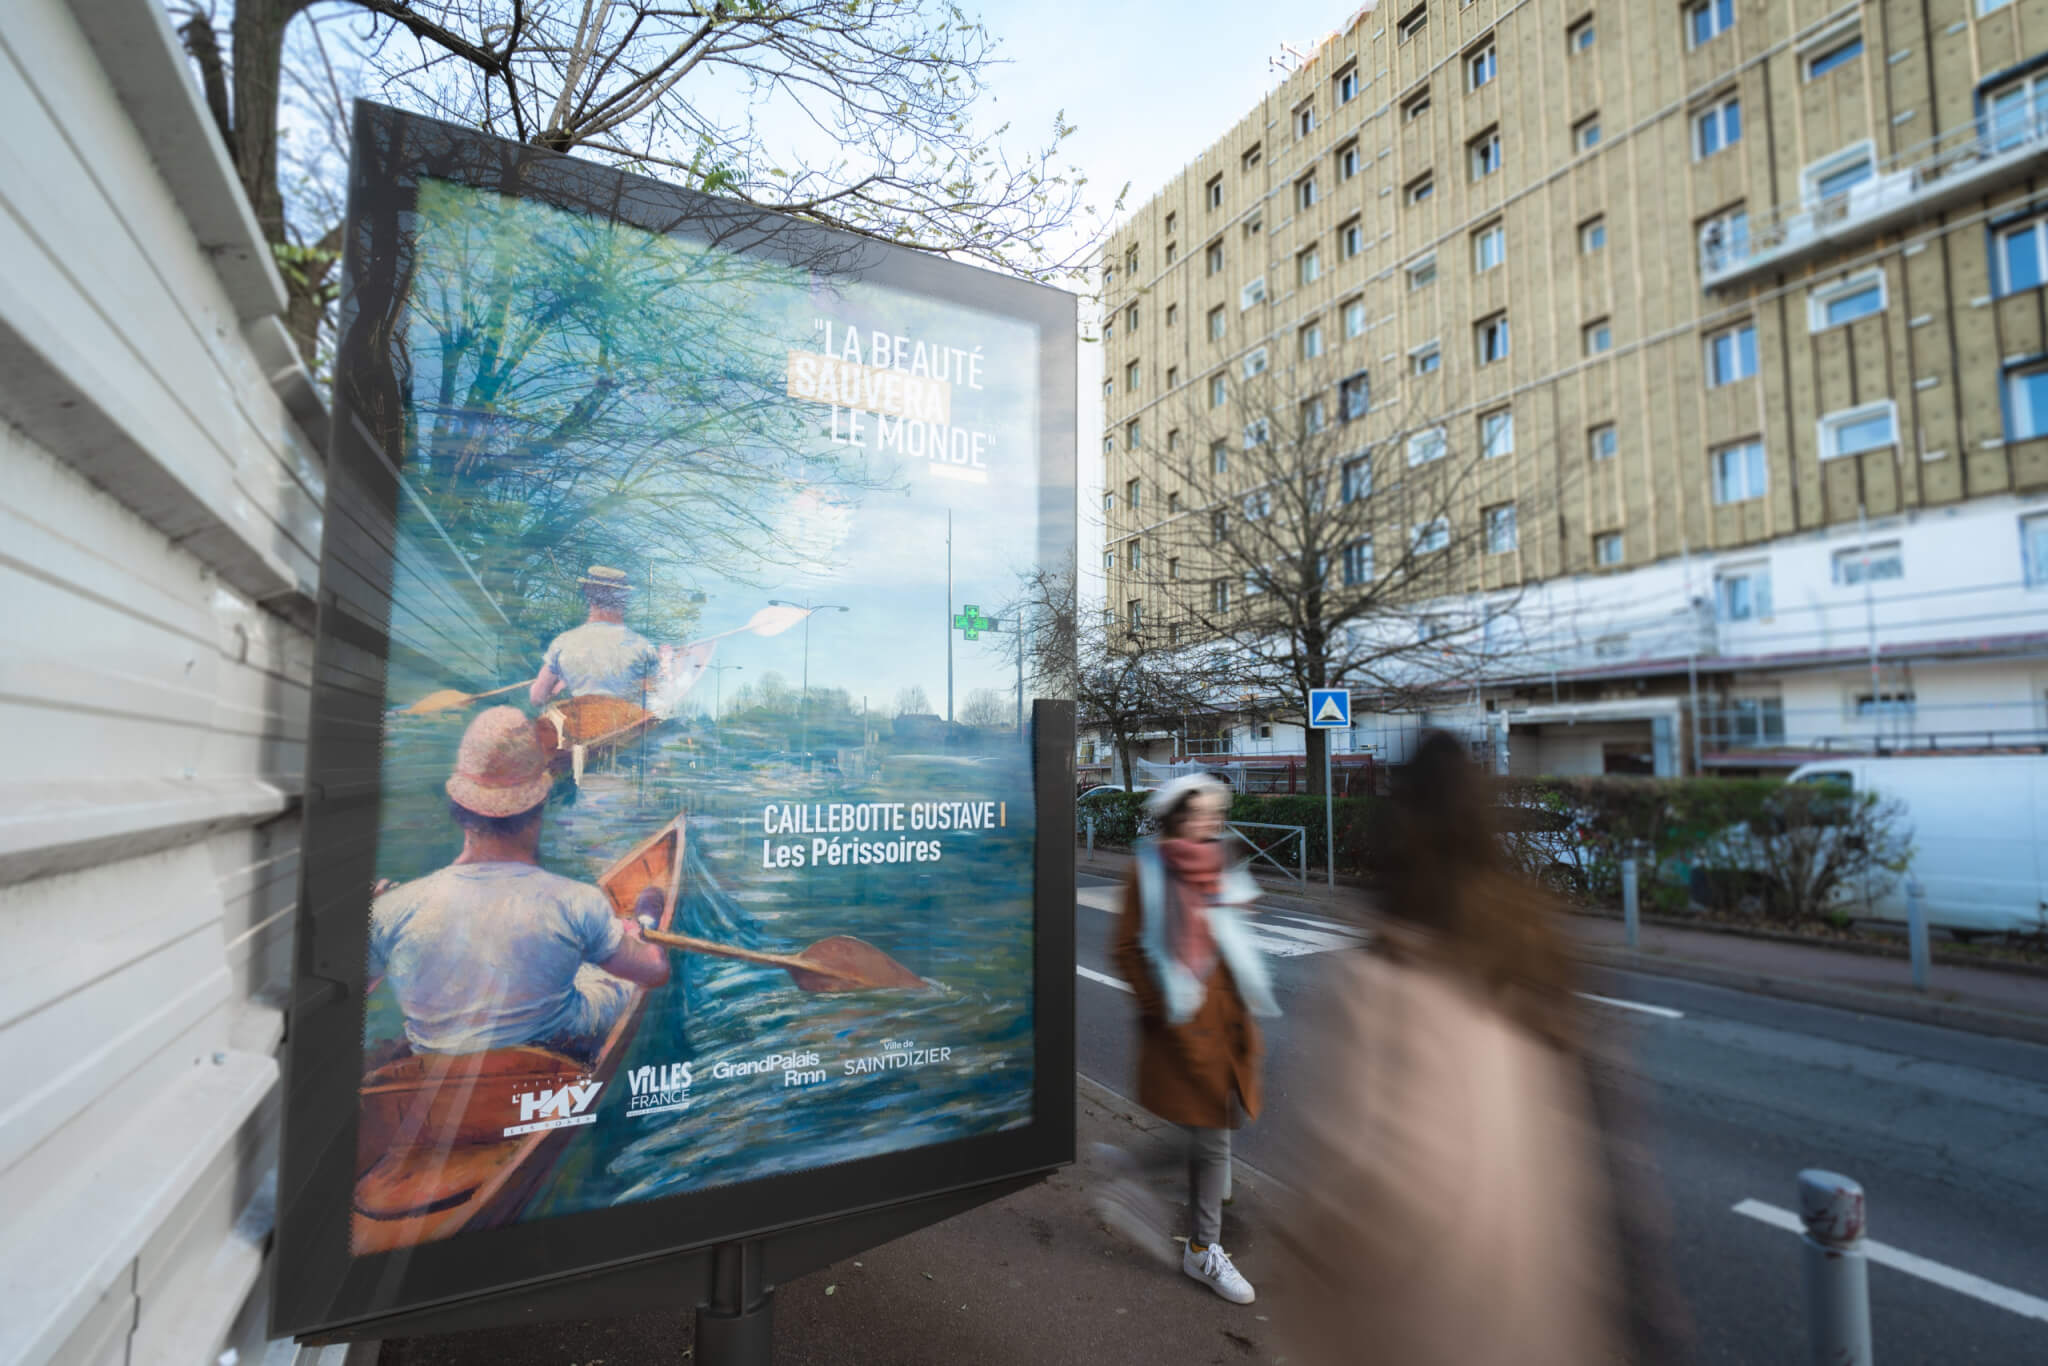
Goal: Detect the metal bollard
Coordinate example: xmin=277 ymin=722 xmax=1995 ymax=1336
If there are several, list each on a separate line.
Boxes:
xmin=1621 ymin=855 xmax=1640 ymax=949
xmin=1086 ymin=815 xmax=1095 ymax=854
xmin=1798 ymin=1170 xmax=1873 ymax=1366
xmin=1905 ymin=877 xmax=1929 ymax=991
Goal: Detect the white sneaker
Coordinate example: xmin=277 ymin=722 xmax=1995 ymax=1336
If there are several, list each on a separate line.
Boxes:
xmin=1182 ymin=1242 xmax=1256 ymax=1304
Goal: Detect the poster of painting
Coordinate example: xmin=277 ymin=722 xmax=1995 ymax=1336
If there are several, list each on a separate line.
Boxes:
xmin=291 ymin=105 xmax=1072 ymax=1278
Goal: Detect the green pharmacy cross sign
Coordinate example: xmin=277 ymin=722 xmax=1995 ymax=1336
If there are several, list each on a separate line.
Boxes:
xmin=952 ymin=605 xmax=1000 ymax=641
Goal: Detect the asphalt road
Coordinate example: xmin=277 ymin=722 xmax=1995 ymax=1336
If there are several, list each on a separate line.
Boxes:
xmin=1074 ymin=871 xmax=2048 ymax=1364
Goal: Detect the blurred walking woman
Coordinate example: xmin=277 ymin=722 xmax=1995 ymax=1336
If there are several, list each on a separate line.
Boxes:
xmin=1112 ymin=774 xmax=1278 ymax=1304
xmin=1271 ymin=731 xmax=1629 ymax=1365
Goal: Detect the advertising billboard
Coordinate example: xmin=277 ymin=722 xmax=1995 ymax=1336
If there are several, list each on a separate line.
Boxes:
xmin=274 ymin=103 xmax=1075 ymax=1337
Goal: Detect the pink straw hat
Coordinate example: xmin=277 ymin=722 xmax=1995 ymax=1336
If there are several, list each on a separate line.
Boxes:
xmin=445 ymin=706 xmax=554 ymax=818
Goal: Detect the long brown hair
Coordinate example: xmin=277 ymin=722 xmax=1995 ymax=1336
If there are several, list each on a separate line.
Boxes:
xmin=1373 ymin=729 xmax=1581 ymax=1049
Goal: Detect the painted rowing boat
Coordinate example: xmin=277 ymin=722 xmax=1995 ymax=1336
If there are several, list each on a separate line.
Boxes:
xmin=350 ymin=817 xmax=683 ymax=1254
xmin=537 ymin=694 xmax=663 ymax=775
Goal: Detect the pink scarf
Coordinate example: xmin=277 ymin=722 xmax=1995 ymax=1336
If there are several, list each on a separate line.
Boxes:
xmin=1159 ymin=837 xmax=1224 ymax=984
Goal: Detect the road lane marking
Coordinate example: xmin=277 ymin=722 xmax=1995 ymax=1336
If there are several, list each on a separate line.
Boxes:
xmin=1732 ymin=1200 xmax=2048 ymax=1323
xmin=1575 ymin=991 xmax=1685 ymax=1020
xmin=1074 ymin=888 xmax=1367 ymax=960
xmin=1078 ymin=965 xmax=1132 ymax=993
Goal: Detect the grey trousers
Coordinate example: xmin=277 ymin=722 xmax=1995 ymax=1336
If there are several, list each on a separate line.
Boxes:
xmin=1184 ymin=1125 xmax=1232 ymax=1246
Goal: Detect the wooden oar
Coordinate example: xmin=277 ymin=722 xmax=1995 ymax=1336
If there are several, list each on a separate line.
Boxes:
xmin=641 ymin=927 xmax=927 ymax=992
xmin=400 ymin=678 xmax=536 ymax=716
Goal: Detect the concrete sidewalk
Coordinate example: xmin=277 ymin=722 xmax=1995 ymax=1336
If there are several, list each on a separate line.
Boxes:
xmin=378 ymin=1080 xmax=1284 ymax=1366
xmin=1079 ymin=848 xmax=2048 ymax=1042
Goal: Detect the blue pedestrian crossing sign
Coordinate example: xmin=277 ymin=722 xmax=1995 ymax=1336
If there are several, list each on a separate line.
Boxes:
xmin=1307 ymin=688 xmax=1352 ymax=729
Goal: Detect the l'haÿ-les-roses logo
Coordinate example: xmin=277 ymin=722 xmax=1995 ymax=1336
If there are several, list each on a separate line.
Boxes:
xmin=503 ymin=1080 xmax=604 ymax=1137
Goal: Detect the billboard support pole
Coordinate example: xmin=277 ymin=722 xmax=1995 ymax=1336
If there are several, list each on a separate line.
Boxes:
xmin=695 ymin=1241 xmax=774 ymax=1365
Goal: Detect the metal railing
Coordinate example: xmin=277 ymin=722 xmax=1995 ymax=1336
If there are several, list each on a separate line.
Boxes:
xmin=1227 ymin=820 xmax=1308 ymax=884
xmin=1698 ymin=701 xmax=2048 ymax=759
xmin=1703 ymin=111 xmax=2048 ymax=283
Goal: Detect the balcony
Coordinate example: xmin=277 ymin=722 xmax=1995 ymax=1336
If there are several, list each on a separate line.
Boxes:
xmin=1702 ymin=112 xmax=2048 ymax=289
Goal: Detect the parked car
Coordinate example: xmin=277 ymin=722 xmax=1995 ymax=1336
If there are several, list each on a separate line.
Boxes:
xmin=1775 ymin=756 xmax=2048 ymax=938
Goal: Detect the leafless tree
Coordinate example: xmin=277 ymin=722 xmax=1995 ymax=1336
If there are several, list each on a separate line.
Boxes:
xmin=893 ymin=684 xmax=933 ymax=717
xmin=175 ymin=0 xmax=1115 ymax=367
xmin=957 ymin=687 xmax=1011 ymax=728
xmin=1116 ymin=358 xmax=1565 ymax=793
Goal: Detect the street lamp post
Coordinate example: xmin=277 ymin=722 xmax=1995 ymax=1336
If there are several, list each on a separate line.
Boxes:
xmin=769 ymin=599 xmax=849 ymax=766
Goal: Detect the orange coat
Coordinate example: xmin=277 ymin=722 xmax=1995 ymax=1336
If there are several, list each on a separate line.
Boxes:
xmin=1111 ymin=870 xmax=1262 ymax=1129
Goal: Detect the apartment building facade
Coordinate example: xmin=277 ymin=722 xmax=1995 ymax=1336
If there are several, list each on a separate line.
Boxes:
xmin=1096 ymin=0 xmax=2048 ymax=777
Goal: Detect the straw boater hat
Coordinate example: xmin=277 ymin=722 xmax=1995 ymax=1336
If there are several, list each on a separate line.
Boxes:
xmin=445 ymin=706 xmax=554 ymax=818
xmin=579 ymin=565 xmax=633 ymax=592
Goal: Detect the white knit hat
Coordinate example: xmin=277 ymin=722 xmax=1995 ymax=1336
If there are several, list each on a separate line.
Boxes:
xmin=1143 ymin=772 xmax=1232 ymax=820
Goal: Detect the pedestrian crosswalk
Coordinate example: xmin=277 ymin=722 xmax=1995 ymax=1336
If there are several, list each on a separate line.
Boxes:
xmin=1073 ymin=886 xmax=1369 ymax=959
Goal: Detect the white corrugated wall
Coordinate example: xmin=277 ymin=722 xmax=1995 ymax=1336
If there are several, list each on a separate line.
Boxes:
xmin=0 ymin=2 xmax=327 ymax=1363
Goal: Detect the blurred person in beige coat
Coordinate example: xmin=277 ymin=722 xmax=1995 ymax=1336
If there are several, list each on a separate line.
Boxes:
xmin=1271 ymin=730 xmax=1646 ymax=1366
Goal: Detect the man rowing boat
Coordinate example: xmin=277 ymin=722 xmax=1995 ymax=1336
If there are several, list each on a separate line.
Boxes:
xmin=368 ymin=707 xmax=670 ymax=1057
xmin=530 ymin=565 xmax=661 ymax=707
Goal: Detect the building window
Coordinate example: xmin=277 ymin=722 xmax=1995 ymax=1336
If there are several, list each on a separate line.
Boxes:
xmin=1124 ymin=245 xmax=1139 ymax=274
xmin=1103 ymin=317 xmax=1113 ymax=342
xmin=1244 ymin=213 xmax=1262 ymax=238
xmin=1126 ymin=478 xmax=1141 ymax=510
xmin=1589 ymin=423 xmax=1617 ymax=461
xmin=1819 ymin=401 xmax=1898 ymax=459
xmin=1338 ymin=142 xmax=1361 ymax=183
xmin=1165 ymin=243 xmax=1177 ymax=265
xmin=1481 ymin=409 xmax=1514 ymax=458
xmin=1167 ymin=491 xmax=1180 ymax=515
xmin=1716 ymin=565 xmax=1772 ymax=621
xmin=1103 ymin=435 xmax=1114 ymax=456
xmin=1208 ymin=305 xmax=1226 ymax=340
xmin=1473 ymin=221 xmax=1505 ymax=272
xmin=1406 ymin=172 xmax=1436 ymax=204
xmin=1210 ymin=439 xmax=1229 ymax=474
xmin=1242 ymin=143 xmax=1262 ymax=171
xmin=1125 ymin=359 xmax=1141 ymax=392
xmin=1244 ymin=417 xmax=1271 ymax=447
xmin=1299 ymin=246 xmax=1322 ymax=285
xmin=1207 ymin=174 xmax=1224 ymax=209
xmin=1299 ymin=174 xmax=1319 ymax=211
xmin=1164 ymin=366 xmax=1179 ymax=390
xmin=1580 ymin=215 xmax=1607 ymax=252
xmin=1398 ymin=4 xmax=1427 ymax=42
xmin=1583 ymin=318 xmax=1613 ymax=355
xmin=1344 ymin=297 xmax=1367 ymax=337
xmin=1852 ymin=690 xmax=1916 ymax=720
xmin=1832 ymin=542 xmax=1903 ymax=586
xmin=1809 ymin=270 xmax=1885 ymax=331
xmin=1996 ymin=215 xmax=2048 ymax=296
xmin=1301 ymin=396 xmax=1327 ymax=434
xmin=1168 ymin=556 xmax=1180 ymax=580
xmin=1166 ymin=426 xmax=1180 ymax=450
xmin=1711 ymin=439 xmax=1767 ymax=504
xmin=1402 ymin=86 xmax=1433 ymax=122
xmin=1127 ymin=600 xmax=1143 ymax=632
xmin=1699 ymin=205 xmax=1750 ymax=273
xmin=1212 ymin=579 xmax=1231 ymax=612
xmin=1485 ymin=503 xmax=1518 ymax=553
xmin=1410 ymin=341 xmax=1442 ymax=375
xmin=1337 ymin=64 xmax=1360 ymax=105
xmin=1343 ymin=538 xmax=1375 ymax=585
xmin=1207 ymin=241 xmax=1225 ymax=275
xmin=1568 ymin=16 xmax=1595 ymax=51
xmin=1688 ymin=0 xmax=1733 ymax=47
xmin=1411 ymin=517 xmax=1450 ymax=554
xmin=1102 ymin=378 xmax=1113 ymax=400
xmin=1165 ymin=211 xmax=1177 ymax=234
xmin=1573 ymin=114 xmax=1601 ymax=152
xmin=1103 ymin=490 xmax=1114 ymax=511
xmin=2023 ymin=512 xmax=2048 ymax=587
xmin=1594 ymin=531 xmax=1624 ymax=566
xmin=1297 ymin=102 xmax=1316 ymax=139
xmin=1470 ymin=129 xmax=1502 ymax=179
xmin=1407 ymin=426 xmax=1448 ymax=466
xmin=1341 ymin=372 xmax=1371 ymax=420
xmin=1126 ymin=419 xmax=1141 ymax=450
xmin=1341 ymin=218 xmax=1364 ymax=258
xmin=1342 ymin=456 xmax=1372 ymax=502
xmin=1804 ymin=30 xmax=1864 ymax=81
xmin=1240 ymin=277 xmax=1267 ymax=310
xmin=2005 ymin=361 xmax=2048 ymax=440
xmin=1209 ymin=374 xmax=1227 ymax=408
xmin=1127 ymin=540 xmax=1142 ymax=573
xmin=1242 ymin=346 xmax=1268 ymax=379
xmin=1986 ymin=72 xmax=2048 ymax=152
xmin=1165 ymin=303 xmax=1178 ymax=327
xmin=1707 ymin=322 xmax=1758 ymax=386
xmin=1805 ymin=143 xmax=1875 ymax=204
xmin=1103 ymin=549 xmax=1114 ymax=570
xmin=1406 ymin=252 xmax=1438 ymax=290
xmin=1477 ymin=312 xmax=1510 ymax=365
xmin=1468 ymin=44 xmax=1497 ymax=90
xmin=1211 ymin=510 xmax=1228 ymax=543
xmin=1243 ymin=570 xmax=1265 ymax=599
xmin=1695 ymin=95 xmax=1742 ymax=158
xmin=1301 ymin=321 xmax=1325 ymax=359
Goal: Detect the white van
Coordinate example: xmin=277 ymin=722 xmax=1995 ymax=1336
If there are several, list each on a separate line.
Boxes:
xmin=1783 ymin=756 xmax=2048 ymax=937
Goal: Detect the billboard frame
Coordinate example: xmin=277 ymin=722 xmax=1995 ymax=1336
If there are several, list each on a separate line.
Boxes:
xmin=272 ymin=101 xmax=1077 ymax=1343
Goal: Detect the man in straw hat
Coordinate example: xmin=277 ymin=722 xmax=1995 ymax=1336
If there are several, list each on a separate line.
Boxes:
xmin=529 ymin=565 xmax=662 ymax=707
xmin=368 ymin=707 xmax=670 ymax=1057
